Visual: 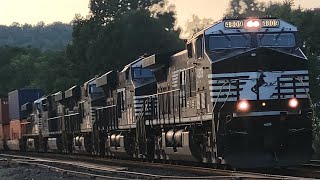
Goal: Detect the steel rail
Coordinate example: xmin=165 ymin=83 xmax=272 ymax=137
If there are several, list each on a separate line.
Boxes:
xmin=0 ymin=153 xmax=301 ymax=179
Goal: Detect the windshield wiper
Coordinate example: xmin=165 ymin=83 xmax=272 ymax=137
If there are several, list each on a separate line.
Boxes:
xmin=275 ymin=27 xmax=285 ymax=41
xmin=236 ymin=29 xmax=248 ymax=40
xmin=219 ymin=30 xmax=231 ymax=41
xmin=259 ymin=28 xmax=269 ymax=41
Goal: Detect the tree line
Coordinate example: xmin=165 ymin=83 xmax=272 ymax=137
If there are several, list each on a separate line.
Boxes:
xmin=0 ymin=22 xmax=72 ymax=51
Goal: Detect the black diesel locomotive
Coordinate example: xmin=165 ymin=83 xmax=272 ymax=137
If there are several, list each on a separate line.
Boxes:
xmin=5 ymin=17 xmax=312 ymax=168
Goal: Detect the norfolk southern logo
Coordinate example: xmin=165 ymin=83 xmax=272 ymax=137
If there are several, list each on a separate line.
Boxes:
xmin=251 ymin=71 xmax=277 ymax=95
xmin=251 ymin=72 xmax=266 ymax=94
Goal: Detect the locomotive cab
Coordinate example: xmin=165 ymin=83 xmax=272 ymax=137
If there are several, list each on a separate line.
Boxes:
xmin=105 ymin=57 xmax=158 ymax=158
xmin=146 ymin=17 xmax=313 ymax=168
xmin=43 ymin=92 xmax=64 ymax=153
xmin=21 ymin=96 xmax=50 ymax=152
xmin=200 ymin=17 xmax=312 ymax=167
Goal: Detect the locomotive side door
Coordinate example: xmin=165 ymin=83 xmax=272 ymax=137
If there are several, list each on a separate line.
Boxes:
xmin=194 ymin=35 xmax=208 ymax=117
xmin=117 ymin=88 xmax=127 ymax=126
xmin=179 ymin=68 xmax=197 ymax=118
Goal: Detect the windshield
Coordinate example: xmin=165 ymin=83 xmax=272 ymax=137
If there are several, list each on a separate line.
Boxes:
xmin=89 ymin=84 xmax=104 ymax=94
xmin=133 ymin=68 xmax=154 ymax=79
xmin=257 ymin=33 xmax=296 ymax=47
xmin=209 ymin=34 xmax=251 ymax=50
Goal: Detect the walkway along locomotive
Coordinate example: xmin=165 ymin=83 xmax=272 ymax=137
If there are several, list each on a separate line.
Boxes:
xmin=0 ymin=17 xmax=312 ymax=168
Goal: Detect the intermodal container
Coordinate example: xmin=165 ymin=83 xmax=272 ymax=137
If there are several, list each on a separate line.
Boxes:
xmin=0 ymin=97 xmax=9 ymax=125
xmin=9 ymin=119 xmax=21 ymax=140
xmin=0 ymin=124 xmax=3 ymax=140
xmin=0 ymin=124 xmax=9 ymax=140
xmin=0 ymin=125 xmax=3 ymax=150
xmin=8 ymin=89 xmax=43 ymax=120
xmin=0 ymin=124 xmax=10 ymax=150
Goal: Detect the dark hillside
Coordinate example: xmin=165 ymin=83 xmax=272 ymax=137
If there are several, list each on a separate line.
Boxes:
xmin=0 ymin=22 xmax=72 ymax=51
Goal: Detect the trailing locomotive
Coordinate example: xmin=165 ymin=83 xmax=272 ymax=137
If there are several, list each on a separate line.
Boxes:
xmin=0 ymin=17 xmax=312 ymax=168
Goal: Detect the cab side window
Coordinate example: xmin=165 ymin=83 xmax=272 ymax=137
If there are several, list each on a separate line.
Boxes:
xmin=187 ymin=43 xmax=193 ymax=58
xmin=195 ymin=37 xmax=203 ymax=59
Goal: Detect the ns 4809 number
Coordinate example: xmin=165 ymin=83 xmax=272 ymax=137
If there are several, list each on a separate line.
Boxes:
xmin=224 ymin=20 xmax=244 ymax=28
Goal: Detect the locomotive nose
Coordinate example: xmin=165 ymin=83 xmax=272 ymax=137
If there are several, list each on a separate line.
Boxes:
xmin=211 ymin=47 xmax=307 ymax=74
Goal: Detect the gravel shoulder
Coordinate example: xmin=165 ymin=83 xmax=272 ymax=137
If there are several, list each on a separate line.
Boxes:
xmin=0 ymin=161 xmax=89 ymax=180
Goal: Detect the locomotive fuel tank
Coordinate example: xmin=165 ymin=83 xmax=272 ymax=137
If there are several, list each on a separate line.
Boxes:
xmin=47 ymin=137 xmax=63 ymax=152
xmin=6 ymin=139 xmax=20 ymax=151
xmin=162 ymin=129 xmax=201 ymax=161
xmin=72 ymin=134 xmax=93 ymax=154
xmin=106 ymin=133 xmax=131 ymax=157
xmin=26 ymin=138 xmax=36 ymax=151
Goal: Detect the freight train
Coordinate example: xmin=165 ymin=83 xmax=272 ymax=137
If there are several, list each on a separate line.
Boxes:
xmin=0 ymin=17 xmax=313 ymax=168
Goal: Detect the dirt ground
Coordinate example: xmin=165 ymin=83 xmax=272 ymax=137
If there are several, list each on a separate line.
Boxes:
xmin=0 ymin=161 xmax=89 ymax=180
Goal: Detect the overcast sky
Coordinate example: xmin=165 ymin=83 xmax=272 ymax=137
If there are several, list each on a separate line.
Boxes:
xmin=0 ymin=0 xmax=319 ymax=27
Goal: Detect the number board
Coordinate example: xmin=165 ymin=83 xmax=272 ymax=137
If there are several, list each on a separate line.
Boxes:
xmin=261 ymin=19 xmax=280 ymax=27
xmin=224 ymin=19 xmax=281 ymax=29
xmin=224 ymin=20 xmax=244 ymax=28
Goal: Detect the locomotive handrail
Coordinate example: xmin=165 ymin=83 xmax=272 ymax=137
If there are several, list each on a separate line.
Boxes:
xmin=48 ymin=116 xmax=62 ymax=120
xmin=135 ymin=97 xmax=151 ymax=157
xmin=212 ymin=80 xmax=236 ymax=111
xmin=95 ymin=105 xmax=116 ymax=110
xmin=177 ymin=66 xmax=196 ymax=72
xmin=134 ymin=89 xmax=181 ymax=125
xmin=135 ymin=89 xmax=180 ymax=99
xmin=211 ymin=80 xmax=234 ymax=158
xmin=64 ymin=112 xmax=80 ymax=117
xmin=218 ymin=82 xmax=232 ymax=113
xmin=294 ymin=77 xmax=316 ymax=131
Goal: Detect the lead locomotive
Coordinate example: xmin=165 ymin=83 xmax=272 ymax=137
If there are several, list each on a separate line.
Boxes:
xmin=3 ymin=17 xmax=312 ymax=168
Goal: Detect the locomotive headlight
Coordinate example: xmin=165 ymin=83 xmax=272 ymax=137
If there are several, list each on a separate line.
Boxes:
xmin=237 ymin=100 xmax=249 ymax=112
xmin=246 ymin=20 xmax=260 ymax=28
xmin=288 ymin=98 xmax=299 ymax=108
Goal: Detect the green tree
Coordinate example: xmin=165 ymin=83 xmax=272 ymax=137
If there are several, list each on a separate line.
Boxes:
xmin=0 ymin=22 xmax=72 ymax=51
xmin=0 ymin=47 xmax=41 ymax=94
xmin=225 ymin=0 xmax=265 ymax=18
xmin=67 ymin=0 xmax=184 ymax=84
xmin=30 ymin=51 xmax=76 ymax=93
xmin=0 ymin=46 xmax=75 ymax=95
xmin=90 ymin=0 xmax=162 ymax=25
xmin=184 ymin=15 xmax=214 ymax=38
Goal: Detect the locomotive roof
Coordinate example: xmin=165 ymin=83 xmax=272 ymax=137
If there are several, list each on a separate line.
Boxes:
xmin=96 ymin=70 xmax=115 ymax=87
xmin=121 ymin=56 xmax=145 ymax=73
xmin=100 ymin=70 xmax=113 ymax=77
xmin=138 ymin=51 xmax=181 ymax=69
xmin=83 ymin=77 xmax=96 ymax=87
xmin=53 ymin=91 xmax=62 ymax=96
xmin=188 ymin=17 xmax=298 ymax=43
xmin=52 ymin=91 xmax=64 ymax=102
xmin=34 ymin=96 xmax=47 ymax=104
xmin=66 ymin=85 xmax=77 ymax=91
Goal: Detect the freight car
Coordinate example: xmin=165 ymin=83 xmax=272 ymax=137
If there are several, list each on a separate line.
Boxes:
xmin=0 ymin=17 xmax=313 ymax=168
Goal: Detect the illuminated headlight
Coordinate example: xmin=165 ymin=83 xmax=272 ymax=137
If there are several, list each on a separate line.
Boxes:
xmin=288 ymin=98 xmax=299 ymax=108
xmin=237 ymin=100 xmax=249 ymax=112
xmin=246 ymin=20 xmax=260 ymax=28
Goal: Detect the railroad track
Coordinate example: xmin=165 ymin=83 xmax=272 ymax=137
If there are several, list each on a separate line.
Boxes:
xmin=246 ymin=160 xmax=320 ymax=179
xmin=287 ymin=160 xmax=320 ymax=179
xmin=303 ymin=160 xmax=320 ymax=169
xmin=0 ymin=152 xmax=309 ymax=179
